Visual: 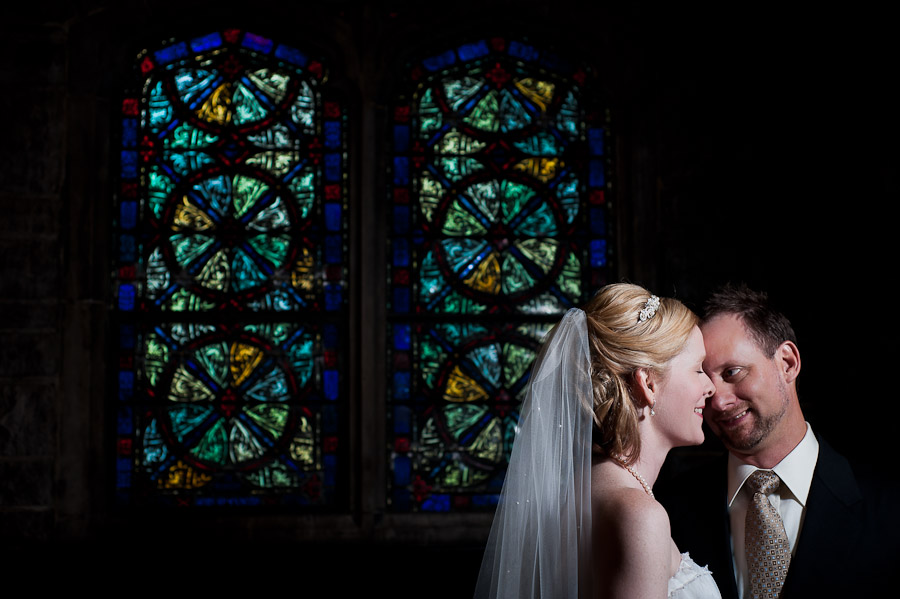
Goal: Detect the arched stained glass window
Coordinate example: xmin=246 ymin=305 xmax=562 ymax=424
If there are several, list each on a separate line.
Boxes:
xmin=113 ymin=30 xmax=347 ymax=507
xmin=388 ymin=38 xmax=611 ymax=512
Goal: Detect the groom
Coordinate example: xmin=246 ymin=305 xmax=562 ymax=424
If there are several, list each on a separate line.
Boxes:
xmin=659 ymin=285 xmax=898 ymax=598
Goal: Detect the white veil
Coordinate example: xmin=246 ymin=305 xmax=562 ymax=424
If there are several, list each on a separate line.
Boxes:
xmin=474 ymin=308 xmax=594 ymax=599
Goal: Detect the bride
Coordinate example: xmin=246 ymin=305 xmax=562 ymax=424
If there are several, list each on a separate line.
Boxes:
xmin=474 ymin=283 xmax=722 ymax=598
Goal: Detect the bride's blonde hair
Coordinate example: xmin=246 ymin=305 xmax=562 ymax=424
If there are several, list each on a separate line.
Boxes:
xmin=583 ymin=283 xmax=698 ymax=462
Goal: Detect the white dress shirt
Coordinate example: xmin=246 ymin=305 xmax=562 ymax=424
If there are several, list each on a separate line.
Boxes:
xmin=727 ymin=422 xmax=819 ymax=599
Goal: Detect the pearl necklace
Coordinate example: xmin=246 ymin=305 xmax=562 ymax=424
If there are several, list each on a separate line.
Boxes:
xmin=611 ymin=454 xmax=655 ymax=499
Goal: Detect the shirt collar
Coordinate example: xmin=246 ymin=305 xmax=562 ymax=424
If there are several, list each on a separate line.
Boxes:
xmin=727 ymin=422 xmax=819 ymax=506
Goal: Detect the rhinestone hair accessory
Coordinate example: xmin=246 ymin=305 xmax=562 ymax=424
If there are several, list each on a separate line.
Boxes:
xmin=637 ymin=295 xmax=660 ymax=323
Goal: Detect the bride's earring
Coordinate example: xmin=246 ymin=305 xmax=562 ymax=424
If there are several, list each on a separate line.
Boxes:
xmin=649 ymin=402 xmax=656 ymax=416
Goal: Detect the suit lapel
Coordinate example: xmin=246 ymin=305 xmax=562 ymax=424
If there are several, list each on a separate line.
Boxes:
xmin=781 ymin=436 xmax=863 ymax=596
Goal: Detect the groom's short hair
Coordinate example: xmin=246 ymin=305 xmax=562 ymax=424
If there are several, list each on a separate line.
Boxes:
xmin=702 ymin=284 xmax=797 ymax=358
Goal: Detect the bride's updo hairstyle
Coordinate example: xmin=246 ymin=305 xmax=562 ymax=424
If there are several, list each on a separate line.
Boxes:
xmin=583 ymin=283 xmax=698 ymax=462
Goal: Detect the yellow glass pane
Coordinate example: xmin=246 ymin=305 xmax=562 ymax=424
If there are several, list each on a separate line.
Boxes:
xmin=514 ymin=78 xmax=555 ymax=112
xmin=197 ymin=82 xmax=234 ymax=125
xmin=230 ymin=343 xmax=264 ymax=386
xmin=514 ymin=158 xmax=561 ymax=183
xmin=173 ymin=196 xmax=214 ymax=231
xmin=444 ymin=365 xmax=489 ymax=402
xmin=462 ymin=251 xmax=501 ymax=294
xmin=158 ymin=459 xmax=213 ymax=489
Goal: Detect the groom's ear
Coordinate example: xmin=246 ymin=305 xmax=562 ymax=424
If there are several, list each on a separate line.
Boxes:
xmin=776 ymin=341 xmax=801 ymax=384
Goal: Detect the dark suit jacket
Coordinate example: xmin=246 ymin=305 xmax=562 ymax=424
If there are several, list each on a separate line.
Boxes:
xmin=658 ymin=435 xmax=900 ymax=598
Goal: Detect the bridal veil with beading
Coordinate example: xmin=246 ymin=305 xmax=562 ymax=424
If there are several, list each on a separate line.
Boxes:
xmin=474 ymin=308 xmax=594 ymax=599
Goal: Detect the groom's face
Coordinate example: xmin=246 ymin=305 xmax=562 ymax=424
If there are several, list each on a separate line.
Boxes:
xmin=699 ymin=314 xmax=791 ymax=455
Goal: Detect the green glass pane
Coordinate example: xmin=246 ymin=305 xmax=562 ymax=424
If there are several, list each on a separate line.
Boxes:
xmin=248 ymin=197 xmax=289 ymax=232
xmin=418 ymin=171 xmax=444 ymax=223
xmin=147 ymin=81 xmax=173 ymax=130
xmin=230 ymin=420 xmax=266 ymax=462
xmin=246 ymin=123 xmax=293 ymax=149
xmin=174 ymin=69 xmax=217 ymax=106
xmin=466 ymin=344 xmax=501 ymax=388
xmin=245 ymin=151 xmax=301 ymax=176
xmin=245 ymin=322 xmax=292 ymax=346
xmin=515 ymin=238 xmax=559 ymax=274
xmin=144 ymin=333 xmax=168 ymax=388
xmin=286 ymin=337 xmax=315 ymax=386
xmin=444 ymin=198 xmax=488 ymax=236
xmin=435 ymin=131 xmax=485 ymax=156
xmin=442 ymin=76 xmax=484 ymax=111
xmin=166 ymin=121 xmax=218 ymax=150
xmin=231 ymin=250 xmax=267 ymax=292
xmin=169 ymin=365 xmax=215 ymax=403
xmin=247 ymin=69 xmax=289 ymax=104
xmin=287 ymin=168 xmax=315 ymax=219
xmin=463 ymin=181 xmax=500 ymax=223
xmin=462 ymin=91 xmax=499 ymax=132
xmin=557 ymin=173 xmax=580 ymax=224
xmin=419 ymin=336 xmax=446 ymax=390
xmin=513 ymin=200 xmax=557 ymax=237
xmin=148 ymin=168 xmax=174 ymax=219
xmin=171 ymin=234 xmax=215 ymax=268
xmin=142 ymin=419 xmax=168 ymax=466
xmin=232 ymin=81 xmax=269 ymax=125
xmin=190 ymin=419 xmax=228 ymax=465
xmin=417 ymin=88 xmax=442 ymax=137
xmin=164 ymin=288 xmax=216 ymax=311
xmin=498 ymin=181 xmax=536 ymax=223
xmin=556 ymin=91 xmax=580 ymax=139
xmin=247 ymin=234 xmax=290 ymax=268
xmin=500 ymin=253 xmax=536 ymax=295
xmin=291 ymin=81 xmax=315 ymax=131
xmin=194 ymin=341 xmax=229 ymax=388
xmin=440 ymin=238 xmax=488 ymax=276
xmin=146 ymin=248 xmax=171 ymax=299
xmin=513 ymin=131 xmax=561 ymax=156
xmin=196 ymin=250 xmax=230 ymax=291
xmin=244 ymin=368 xmax=290 ymax=403
xmin=169 ymin=405 xmax=215 ymax=444
xmin=245 ymin=404 xmax=290 ymax=436
xmin=233 ymin=175 xmax=269 ymax=218
xmin=501 ymin=343 xmax=534 ymax=394
xmin=557 ymin=251 xmax=582 ymax=299
xmin=499 ymin=89 xmax=533 ymax=132
xmin=437 ymin=156 xmax=483 ymax=182
xmin=169 ymin=151 xmax=216 ymax=176
xmin=517 ymin=291 xmax=569 ymax=315
xmin=245 ymin=461 xmax=301 ymax=488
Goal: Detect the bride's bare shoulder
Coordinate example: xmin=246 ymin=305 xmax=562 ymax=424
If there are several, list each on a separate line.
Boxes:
xmin=591 ymin=464 xmax=670 ymax=544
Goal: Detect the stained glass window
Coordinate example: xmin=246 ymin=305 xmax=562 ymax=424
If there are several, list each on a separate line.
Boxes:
xmin=388 ymin=38 xmax=611 ymax=512
xmin=113 ymin=30 xmax=347 ymax=507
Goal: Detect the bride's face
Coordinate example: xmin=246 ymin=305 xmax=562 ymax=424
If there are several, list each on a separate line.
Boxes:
xmin=654 ymin=326 xmax=715 ymax=447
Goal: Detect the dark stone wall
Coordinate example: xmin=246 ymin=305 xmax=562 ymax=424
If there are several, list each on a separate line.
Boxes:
xmin=0 ymin=2 xmax=895 ymax=591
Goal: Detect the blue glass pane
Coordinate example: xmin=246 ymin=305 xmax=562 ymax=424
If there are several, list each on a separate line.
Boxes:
xmin=120 ymin=201 xmax=138 ymax=230
xmin=118 ymin=284 xmax=135 ymax=311
xmin=393 ymin=157 xmax=409 ymax=185
xmin=458 ymin=40 xmax=489 ymax=61
xmin=589 ymin=159 xmax=605 ymax=187
xmin=190 ymin=32 xmax=222 ymax=52
xmin=121 ymin=151 xmax=138 ymax=178
xmin=393 ymin=324 xmax=411 ymax=350
xmin=589 ymin=128 xmax=604 ymax=156
xmin=325 ymin=284 xmax=342 ymax=311
xmin=325 ymin=234 xmax=342 ymax=263
xmin=324 ymin=122 xmax=341 ymax=149
xmin=393 ymin=205 xmax=410 ymax=235
xmin=274 ymin=44 xmax=308 ymax=67
xmin=393 ymin=238 xmax=410 ymax=267
xmin=325 ymin=203 xmax=341 ymax=232
xmin=590 ymin=239 xmax=607 ymax=267
xmin=242 ymin=33 xmax=273 ymax=54
xmin=392 ymin=288 xmax=410 ymax=313
xmin=393 ymin=406 xmax=412 ymax=434
xmin=324 ymin=454 xmax=337 ymax=485
xmin=154 ymin=42 xmax=189 ymax=65
xmin=117 ymin=407 xmax=133 ymax=433
xmin=394 ymin=125 xmax=410 ymax=152
xmin=393 ymin=372 xmax=410 ymax=399
xmin=324 ymin=153 xmax=341 ymax=182
xmin=423 ymin=49 xmax=456 ymax=71
xmin=122 ymin=119 xmax=138 ymax=148
xmin=590 ymin=207 xmax=605 ymax=235
xmin=508 ymin=41 xmax=538 ymax=61
xmin=118 ymin=371 xmax=134 ymax=401
xmin=324 ymin=369 xmax=339 ymax=399
xmin=394 ymin=455 xmax=412 ymax=485
xmin=422 ymin=494 xmax=451 ymax=512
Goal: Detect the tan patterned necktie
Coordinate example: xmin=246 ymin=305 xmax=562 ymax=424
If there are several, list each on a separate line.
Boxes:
xmin=745 ymin=470 xmax=791 ymax=599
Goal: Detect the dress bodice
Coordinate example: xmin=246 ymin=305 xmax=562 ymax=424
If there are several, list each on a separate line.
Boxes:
xmin=668 ymin=553 xmax=722 ymax=599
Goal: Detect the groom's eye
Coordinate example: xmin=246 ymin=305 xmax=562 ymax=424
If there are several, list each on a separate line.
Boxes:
xmin=723 ymin=367 xmax=743 ymax=380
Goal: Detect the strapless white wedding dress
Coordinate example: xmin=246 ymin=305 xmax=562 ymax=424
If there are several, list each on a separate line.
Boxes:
xmin=668 ymin=553 xmax=721 ymax=598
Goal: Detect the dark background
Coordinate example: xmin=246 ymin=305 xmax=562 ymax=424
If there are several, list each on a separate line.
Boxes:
xmin=1 ymin=1 xmax=895 ymax=593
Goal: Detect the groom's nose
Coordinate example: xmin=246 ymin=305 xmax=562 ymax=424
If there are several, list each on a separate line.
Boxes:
xmin=706 ymin=386 xmax=736 ymax=414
